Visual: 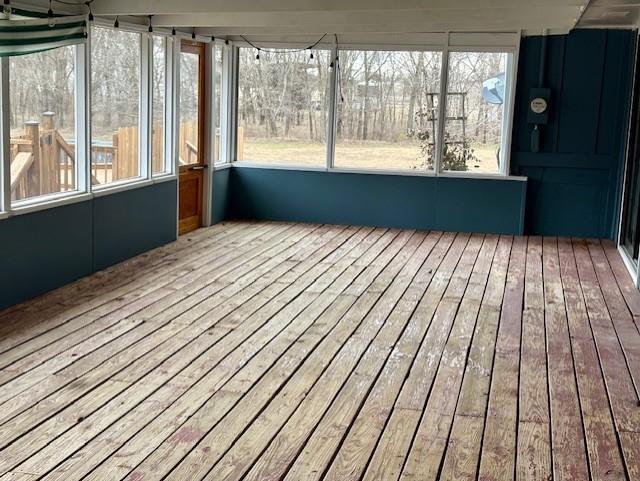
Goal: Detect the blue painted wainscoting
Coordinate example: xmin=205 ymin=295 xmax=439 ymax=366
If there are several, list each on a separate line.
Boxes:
xmin=212 ymin=166 xmax=231 ymax=225
xmin=0 ymin=180 xmax=178 ymax=310
xmin=229 ymin=167 xmax=527 ymax=235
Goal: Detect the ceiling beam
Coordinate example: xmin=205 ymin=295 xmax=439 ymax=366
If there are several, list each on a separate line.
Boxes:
xmin=148 ymin=7 xmax=582 ymax=30
xmin=91 ymin=0 xmax=585 ymax=15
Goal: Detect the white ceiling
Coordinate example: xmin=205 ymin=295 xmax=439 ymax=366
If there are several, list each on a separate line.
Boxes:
xmin=17 ymin=0 xmax=640 ymax=37
xmin=579 ymin=0 xmax=640 ymax=27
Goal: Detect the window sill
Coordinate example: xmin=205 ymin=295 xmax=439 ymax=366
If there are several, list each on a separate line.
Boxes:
xmin=329 ymin=167 xmax=436 ymax=178
xmin=92 ymin=178 xmax=153 ymax=197
xmin=232 ymin=162 xmax=527 ymax=181
xmin=233 ymin=161 xmax=328 ymax=173
xmin=10 ymin=192 xmax=93 ymax=216
xmin=151 ymin=174 xmax=178 ymax=184
xmin=212 ymin=162 xmax=232 ymax=171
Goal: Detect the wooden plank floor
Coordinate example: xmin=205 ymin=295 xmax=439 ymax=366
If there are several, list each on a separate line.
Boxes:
xmin=0 ymin=221 xmax=639 ymax=481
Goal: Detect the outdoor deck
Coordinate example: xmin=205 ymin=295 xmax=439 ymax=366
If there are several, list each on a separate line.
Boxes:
xmin=0 ymin=221 xmax=638 ymax=481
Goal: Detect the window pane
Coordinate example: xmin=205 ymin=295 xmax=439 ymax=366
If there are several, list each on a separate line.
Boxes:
xmin=444 ymin=51 xmax=511 ymax=173
xmin=179 ymin=48 xmax=202 ymax=166
xmin=335 ymin=50 xmax=442 ymax=171
xmin=9 ymin=46 xmax=76 ymax=203
xmin=237 ymin=48 xmax=330 ymax=166
xmin=214 ymin=46 xmax=224 ymax=162
xmin=91 ymin=26 xmax=141 ymax=186
xmin=152 ymin=36 xmax=167 ymax=175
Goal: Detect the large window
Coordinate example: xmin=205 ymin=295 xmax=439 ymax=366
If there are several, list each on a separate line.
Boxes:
xmin=335 ymin=50 xmax=443 ymax=171
xmin=237 ymin=48 xmax=331 ymax=166
xmin=9 ymin=46 xmax=77 ymax=203
xmin=152 ymin=36 xmax=167 ymax=175
xmin=90 ymin=26 xmax=141 ymax=186
xmin=444 ymin=51 xmax=513 ymax=174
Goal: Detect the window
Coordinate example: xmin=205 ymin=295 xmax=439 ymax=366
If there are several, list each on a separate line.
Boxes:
xmin=334 ymin=50 xmax=443 ymax=171
xmin=152 ymin=36 xmax=167 ymax=175
xmin=237 ymin=48 xmax=331 ymax=166
xmin=214 ymin=45 xmax=225 ymax=163
xmin=9 ymin=46 xmax=77 ymax=203
xmin=443 ymin=51 xmax=513 ymax=174
xmin=90 ymin=26 xmax=141 ymax=186
xmin=179 ymin=42 xmax=204 ymax=167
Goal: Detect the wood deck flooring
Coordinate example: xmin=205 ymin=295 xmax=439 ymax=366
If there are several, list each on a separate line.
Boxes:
xmin=0 ymin=221 xmax=639 ymax=481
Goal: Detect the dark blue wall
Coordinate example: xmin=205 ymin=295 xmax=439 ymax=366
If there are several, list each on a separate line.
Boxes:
xmin=212 ymin=167 xmax=231 ymax=224
xmin=0 ymin=181 xmax=177 ymax=310
xmin=93 ymin=181 xmax=178 ymax=271
xmin=0 ymin=201 xmax=93 ymax=311
xmin=511 ymin=29 xmax=636 ymax=238
xmin=229 ymin=167 xmax=527 ymax=235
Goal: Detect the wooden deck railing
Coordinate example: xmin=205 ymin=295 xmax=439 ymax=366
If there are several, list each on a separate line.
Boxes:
xmin=9 ymin=118 xmax=230 ymax=201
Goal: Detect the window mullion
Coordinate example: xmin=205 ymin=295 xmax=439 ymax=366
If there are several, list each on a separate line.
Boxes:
xmin=0 ymin=57 xmax=9 ymax=213
xmin=164 ymin=36 xmax=174 ymax=175
xmin=77 ymin=41 xmax=90 ymax=194
xmin=501 ymin=37 xmax=521 ymax=176
xmin=435 ymin=41 xmax=450 ymax=175
xmin=226 ymin=45 xmax=238 ymax=163
xmin=326 ymin=46 xmax=338 ymax=170
xmin=140 ymin=34 xmax=152 ymax=180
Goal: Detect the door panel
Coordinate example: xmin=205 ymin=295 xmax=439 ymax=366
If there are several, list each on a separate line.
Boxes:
xmin=178 ymin=40 xmax=206 ymax=235
xmin=179 ymin=169 xmax=204 ymax=235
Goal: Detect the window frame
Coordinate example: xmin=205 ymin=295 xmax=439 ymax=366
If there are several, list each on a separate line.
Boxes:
xmin=330 ymin=47 xmax=445 ymax=174
xmin=3 ymin=43 xmax=85 ymax=211
xmin=89 ymin=23 xmax=145 ymax=191
xmin=441 ymin=44 xmax=519 ymax=177
xmin=150 ymin=34 xmax=174 ymax=178
xmin=0 ymin=18 xmax=181 ymax=219
xmin=234 ymin=45 xmax=334 ymax=168
xmin=89 ymin=20 xmax=179 ymax=196
xmin=212 ymin=40 xmax=230 ymax=167
xmin=233 ymin=34 xmax=521 ymax=179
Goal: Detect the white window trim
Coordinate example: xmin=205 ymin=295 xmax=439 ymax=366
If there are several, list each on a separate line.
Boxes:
xmin=88 ymin=24 xmax=179 ymax=198
xmin=1 ymin=43 xmax=88 ymax=216
xmin=0 ymin=28 xmax=523 ymax=223
xmin=0 ymin=57 xmax=10 ymax=216
xmin=232 ymin=34 xmax=521 ymax=178
xmin=232 ymin=160 xmax=526 ymax=181
xmin=150 ymin=34 xmax=176 ymax=178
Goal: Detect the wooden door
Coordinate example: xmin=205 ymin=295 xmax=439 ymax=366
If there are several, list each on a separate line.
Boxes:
xmin=178 ymin=40 xmax=206 ymax=235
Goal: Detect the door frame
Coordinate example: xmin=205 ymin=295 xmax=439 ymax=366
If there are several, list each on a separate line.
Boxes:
xmin=617 ymin=32 xmax=640 ymax=286
xmin=176 ymin=39 xmax=208 ymax=235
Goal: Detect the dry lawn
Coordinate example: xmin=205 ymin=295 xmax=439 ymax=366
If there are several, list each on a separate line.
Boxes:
xmin=240 ymin=139 xmax=501 ymax=174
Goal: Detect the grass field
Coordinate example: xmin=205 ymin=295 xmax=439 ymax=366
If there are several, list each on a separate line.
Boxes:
xmin=239 ymin=138 xmax=501 ymax=173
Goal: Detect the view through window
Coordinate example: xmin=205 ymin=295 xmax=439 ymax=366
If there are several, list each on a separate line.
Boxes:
xmin=237 ymin=48 xmax=331 ymax=166
xmin=152 ymin=36 xmax=167 ymax=175
xmin=334 ymin=50 xmax=443 ymax=171
xmin=444 ymin=51 xmax=512 ymax=174
xmin=9 ymin=46 xmax=77 ymax=203
xmin=90 ymin=26 xmax=141 ymax=186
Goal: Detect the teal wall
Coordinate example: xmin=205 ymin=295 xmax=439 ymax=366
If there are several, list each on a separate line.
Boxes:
xmin=511 ymin=29 xmax=636 ymax=238
xmin=0 ymin=181 xmax=177 ymax=310
xmin=229 ymin=167 xmax=527 ymax=235
xmin=212 ymin=167 xmax=231 ymax=224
